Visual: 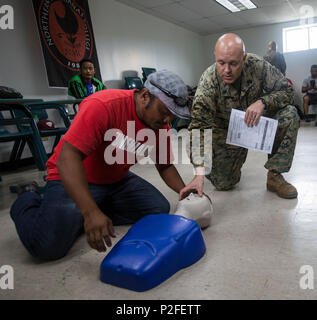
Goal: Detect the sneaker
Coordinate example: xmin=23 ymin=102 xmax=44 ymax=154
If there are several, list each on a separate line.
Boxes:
xmin=267 ymin=171 xmax=297 ymax=199
xmin=16 ymin=181 xmax=40 ymax=196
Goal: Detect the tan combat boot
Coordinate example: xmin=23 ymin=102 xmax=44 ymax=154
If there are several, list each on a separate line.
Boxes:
xmin=267 ymin=171 xmax=298 ymax=199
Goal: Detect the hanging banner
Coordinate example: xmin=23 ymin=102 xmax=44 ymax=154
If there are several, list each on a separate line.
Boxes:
xmin=32 ymin=0 xmax=102 ymax=88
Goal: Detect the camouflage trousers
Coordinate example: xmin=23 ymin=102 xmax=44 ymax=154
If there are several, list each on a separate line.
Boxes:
xmin=206 ymin=105 xmax=300 ymax=191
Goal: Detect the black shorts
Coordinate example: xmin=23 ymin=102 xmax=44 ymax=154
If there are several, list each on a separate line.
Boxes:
xmin=307 ymin=93 xmax=317 ymax=105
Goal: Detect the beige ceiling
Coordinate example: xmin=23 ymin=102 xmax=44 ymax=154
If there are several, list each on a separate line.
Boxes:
xmin=115 ymin=0 xmax=317 ymax=35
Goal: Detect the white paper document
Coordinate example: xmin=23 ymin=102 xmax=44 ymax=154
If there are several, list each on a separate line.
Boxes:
xmin=226 ymin=109 xmax=278 ymax=154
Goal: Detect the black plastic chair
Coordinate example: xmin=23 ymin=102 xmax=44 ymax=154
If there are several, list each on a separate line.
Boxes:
xmin=141 ymin=67 xmax=156 ymax=83
xmin=125 ymin=77 xmax=143 ymax=90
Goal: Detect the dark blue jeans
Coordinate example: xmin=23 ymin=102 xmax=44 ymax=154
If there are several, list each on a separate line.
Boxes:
xmin=10 ymin=172 xmax=170 ymax=261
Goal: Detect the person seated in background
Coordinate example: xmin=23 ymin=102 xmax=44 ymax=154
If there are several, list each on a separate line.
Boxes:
xmin=302 ymin=65 xmax=317 ymax=122
xmin=263 ymin=41 xmax=286 ymax=76
xmin=68 ymin=58 xmax=106 ymax=99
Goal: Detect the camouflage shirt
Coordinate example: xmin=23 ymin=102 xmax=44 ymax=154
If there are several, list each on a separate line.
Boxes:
xmin=188 ymin=53 xmax=294 ymax=167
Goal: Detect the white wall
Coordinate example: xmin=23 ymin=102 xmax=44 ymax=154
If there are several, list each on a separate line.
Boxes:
xmin=202 ymin=19 xmax=317 ymax=107
xmin=0 ymin=0 xmax=205 ymax=162
xmin=91 ymin=0 xmax=205 ymax=88
xmin=0 ymin=0 xmax=205 ymax=97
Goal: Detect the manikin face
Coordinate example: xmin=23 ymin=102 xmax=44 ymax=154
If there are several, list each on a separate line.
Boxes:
xmin=80 ymin=61 xmax=95 ymax=83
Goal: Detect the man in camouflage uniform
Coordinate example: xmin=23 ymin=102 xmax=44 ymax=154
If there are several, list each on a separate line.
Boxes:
xmin=180 ymin=33 xmax=299 ymax=200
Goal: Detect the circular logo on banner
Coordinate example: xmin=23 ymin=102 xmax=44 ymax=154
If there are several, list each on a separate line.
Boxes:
xmin=38 ymin=0 xmax=93 ymax=71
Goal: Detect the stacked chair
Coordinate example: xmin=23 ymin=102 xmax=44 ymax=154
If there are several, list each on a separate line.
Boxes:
xmin=141 ymin=67 xmax=156 ymax=83
xmin=124 ymin=67 xmax=157 ymax=91
xmin=125 ymin=77 xmax=143 ymax=90
xmin=0 ymin=101 xmax=48 ymax=171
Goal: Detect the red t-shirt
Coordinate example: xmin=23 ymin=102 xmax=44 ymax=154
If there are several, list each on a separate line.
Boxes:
xmin=46 ymin=89 xmax=173 ymax=184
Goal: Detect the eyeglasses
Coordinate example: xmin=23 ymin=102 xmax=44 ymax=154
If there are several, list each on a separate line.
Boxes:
xmin=150 ymin=80 xmax=188 ymax=107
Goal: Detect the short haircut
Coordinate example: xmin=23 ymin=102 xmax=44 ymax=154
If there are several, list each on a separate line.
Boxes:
xmin=269 ymin=41 xmax=277 ymax=50
xmin=311 ymin=65 xmax=317 ymax=70
xmin=80 ymin=58 xmax=94 ymax=68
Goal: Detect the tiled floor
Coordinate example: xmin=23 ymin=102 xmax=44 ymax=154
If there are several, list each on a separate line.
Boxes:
xmin=0 ymin=123 xmax=317 ymax=300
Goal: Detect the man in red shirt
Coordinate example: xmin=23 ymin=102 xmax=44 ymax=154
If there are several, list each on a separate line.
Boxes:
xmin=10 ymin=70 xmax=191 ymax=261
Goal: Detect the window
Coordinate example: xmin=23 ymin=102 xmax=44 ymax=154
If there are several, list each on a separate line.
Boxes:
xmin=283 ymin=23 xmax=317 ymax=53
xmin=310 ymin=26 xmax=317 ymax=49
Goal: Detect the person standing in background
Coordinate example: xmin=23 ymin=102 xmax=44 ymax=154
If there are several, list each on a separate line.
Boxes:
xmin=264 ymin=41 xmax=286 ymax=76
